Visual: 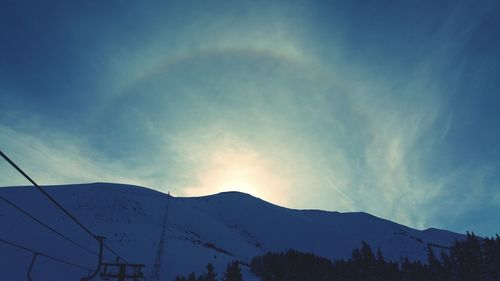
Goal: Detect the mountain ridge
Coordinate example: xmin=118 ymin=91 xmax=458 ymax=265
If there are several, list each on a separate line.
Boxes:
xmin=0 ymin=182 xmax=465 ymax=281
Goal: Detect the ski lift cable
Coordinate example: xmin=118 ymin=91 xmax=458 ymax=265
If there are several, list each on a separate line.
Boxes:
xmin=0 ymin=238 xmax=93 ymax=271
xmin=0 ymin=195 xmax=100 ymax=257
xmin=0 ymin=149 xmax=129 ymax=264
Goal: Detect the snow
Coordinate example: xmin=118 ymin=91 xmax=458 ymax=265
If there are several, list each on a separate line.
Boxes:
xmin=0 ymin=183 xmax=464 ymax=281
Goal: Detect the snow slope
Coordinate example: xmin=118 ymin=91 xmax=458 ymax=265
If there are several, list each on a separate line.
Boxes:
xmin=0 ymin=183 xmax=464 ymax=281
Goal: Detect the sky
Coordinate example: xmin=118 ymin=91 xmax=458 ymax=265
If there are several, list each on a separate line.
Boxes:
xmin=1 ymin=0 xmax=499 ymax=236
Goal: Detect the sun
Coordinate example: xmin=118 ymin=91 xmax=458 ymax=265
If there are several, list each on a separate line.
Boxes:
xmin=220 ymin=181 xmax=257 ymax=195
xmin=213 ymin=163 xmax=260 ymax=196
xmin=196 ymin=151 xmax=261 ymax=196
xmin=182 ymin=145 xmax=288 ymax=206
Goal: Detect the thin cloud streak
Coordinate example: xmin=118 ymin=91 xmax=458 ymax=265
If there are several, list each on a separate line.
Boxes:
xmin=1 ymin=0 xmax=498 ymax=236
xmin=0 ymin=124 xmax=161 ymax=190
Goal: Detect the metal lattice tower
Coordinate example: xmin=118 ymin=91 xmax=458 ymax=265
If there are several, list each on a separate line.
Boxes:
xmin=149 ymin=193 xmax=171 ymax=281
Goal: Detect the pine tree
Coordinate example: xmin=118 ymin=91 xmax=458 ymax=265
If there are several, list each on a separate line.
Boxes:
xmin=199 ymin=263 xmax=218 ymax=281
xmin=223 ymin=261 xmax=243 ymax=281
xmin=452 ymin=232 xmax=482 ymax=281
xmin=360 ymin=241 xmax=377 ymax=281
xmin=187 ymin=272 xmax=197 ymax=281
xmin=376 ymin=248 xmax=385 ymax=264
xmin=439 ymin=250 xmax=453 ymax=281
xmin=174 ymin=275 xmax=187 ymax=281
xmin=360 ymin=241 xmax=376 ymax=264
xmin=374 ymin=247 xmax=389 ymax=281
xmin=481 ymin=235 xmax=500 ymax=281
xmin=426 ymin=246 xmax=443 ymax=281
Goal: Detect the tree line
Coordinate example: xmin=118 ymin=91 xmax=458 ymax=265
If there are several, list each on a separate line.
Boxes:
xmin=174 ymin=261 xmax=243 ymax=281
xmin=175 ymin=233 xmax=500 ymax=281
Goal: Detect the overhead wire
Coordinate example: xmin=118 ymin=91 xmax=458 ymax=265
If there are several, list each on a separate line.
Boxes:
xmin=0 ymin=195 xmax=99 ymax=257
xmin=0 ymin=149 xmax=129 ymax=264
xmin=0 ymin=237 xmax=93 ymax=271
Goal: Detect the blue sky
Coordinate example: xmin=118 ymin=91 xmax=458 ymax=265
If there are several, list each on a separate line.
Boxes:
xmin=1 ymin=0 xmax=499 ymax=236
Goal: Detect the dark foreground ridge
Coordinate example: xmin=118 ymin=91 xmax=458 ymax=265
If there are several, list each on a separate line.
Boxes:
xmin=177 ymin=233 xmax=500 ymax=281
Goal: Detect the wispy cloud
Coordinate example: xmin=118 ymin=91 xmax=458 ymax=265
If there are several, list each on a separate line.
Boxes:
xmin=0 ymin=123 xmax=159 ymax=189
xmin=1 ymin=0 xmax=498 ymax=236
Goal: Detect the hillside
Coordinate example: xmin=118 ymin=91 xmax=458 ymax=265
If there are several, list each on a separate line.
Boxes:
xmin=0 ymin=183 xmax=464 ymax=281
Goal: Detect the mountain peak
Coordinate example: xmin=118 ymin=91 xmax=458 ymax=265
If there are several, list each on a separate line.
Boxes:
xmin=0 ymin=183 xmax=466 ymax=281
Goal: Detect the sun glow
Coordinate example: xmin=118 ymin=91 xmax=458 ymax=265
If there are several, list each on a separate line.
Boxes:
xmin=182 ymin=145 xmax=288 ymax=206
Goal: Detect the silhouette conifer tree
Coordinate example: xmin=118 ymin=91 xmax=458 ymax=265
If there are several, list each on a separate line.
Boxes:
xmin=187 ymin=272 xmax=197 ymax=281
xmin=199 ymin=263 xmax=217 ymax=281
xmin=222 ymin=261 xmax=243 ymax=281
xmin=481 ymin=235 xmax=500 ymax=281
xmin=426 ymin=246 xmax=444 ymax=281
xmin=174 ymin=275 xmax=187 ymax=281
xmin=452 ymin=232 xmax=482 ymax=281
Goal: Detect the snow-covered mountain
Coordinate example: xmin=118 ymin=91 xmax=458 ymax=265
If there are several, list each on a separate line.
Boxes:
xmin=0 ymin=183 xmax=464 ymax=281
